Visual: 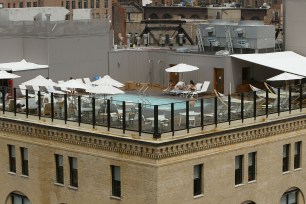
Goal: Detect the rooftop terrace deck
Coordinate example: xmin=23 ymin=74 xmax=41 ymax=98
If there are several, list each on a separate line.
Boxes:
xmin=0 ymin=84 xmax=306 ymax=145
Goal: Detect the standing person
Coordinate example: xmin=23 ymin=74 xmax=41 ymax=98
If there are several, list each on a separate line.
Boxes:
xmin=189 ymin=80 xmax=196 ymax=91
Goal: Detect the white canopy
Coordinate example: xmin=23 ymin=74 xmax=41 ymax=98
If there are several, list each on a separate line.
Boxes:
xmin=91 ymin=75 xmax=124 ymax=87
xmin=22 ymin=75 xmax=57 ymax=87
xmin=267 ymin=72 xmax=305 ymax=81
xmin=165 ymin=63 xmax=199 ymax=73
xmin=231 ymin=51 xmax=306 ymax=77
xmin=86 ymin=84 xmax=124 ymax=95
xmin=0 ymin=59 xmax=49 ymax=72
xmin=58 ymin=79 xmax=89 ymax=89
xmin=0 ymin=71 xmax=21 ymax=79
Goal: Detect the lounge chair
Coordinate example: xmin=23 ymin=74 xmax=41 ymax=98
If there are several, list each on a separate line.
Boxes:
xmin=190 ymin=81 xmax=210 ymax=98
xmin=169 ymin=81 xmax=186 ymax=96
xmin=58 ymin=80 xmax=71 ymax=93
xmin=181 ymin=83 xmax=202 ymax=98
xmin=83 ymin=78 xmax=91 ymax=85
xmin=19 ymin=85 xmax=35 ymax=98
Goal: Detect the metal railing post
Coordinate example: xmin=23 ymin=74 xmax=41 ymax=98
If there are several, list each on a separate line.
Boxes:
xmin=228 ymin=94 xmax=231 ymax=125
xmin=64 ymin=94 xmax=67 ymax=124
xmin=186 ymin=101 xmax=189 ymax=133
xmin=300 ymin=84 xmax=303 ymax=111
xmin=38 ymin=91 xmax=41 ymax=120
xmin=92 ymin=97 xmax=96 ymax=129
xmin=200 ymin=98 xmax=204 ymax=130
xmin=107 ymin=99 xmax=110 ymax=131
xmin=277 ymin=88 xmax=280 ymax=116
xmin=122 ymin=101 xmax=126 ymax=134
xmin=214 ymin=96 xmax=217 ymax=127
xmin=25 ymin=89 xmax=28 ymax=117
xmin=153 ymin=105 xmax=161 ymax=139
xmin=13 ymin=88 xmax=16 ymax=116
xmin=265 ymin=89 xmax=269 ymax=118
xmin=78 ymin=96 xmax=81 ymax=126
xmin=289 ymin=86 xmax=292 ymax=114
xmin=253 ymin=91 xmax=256 ymax=120
xmin=138 ymin=103 xmax=142 ymax=136
xmin=51 ymin=92 xmax=54 ymax=122
xmin=241 ymin=93 xmax=244 ymax=123
xmin=171 ymin=103 xmax=174 ymax=136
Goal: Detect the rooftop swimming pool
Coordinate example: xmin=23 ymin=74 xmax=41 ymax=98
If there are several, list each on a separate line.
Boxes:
xmin=109 ymin=94 xmax=212 ymax=110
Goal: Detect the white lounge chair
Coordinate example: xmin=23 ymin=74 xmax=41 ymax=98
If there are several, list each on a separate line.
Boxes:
xmin=181 ymin=83 xmax=202 ymax=98
xmin=190 ymin=81 xmax=210 ymax=98
xmin=58 ymin=80 xmax=71 ymax=93
xmin=83 ymin=78 xmax=91 ymax=85
xmin=19 ymin=85 xmax=35 ymax=98
xmin=169 ymin=81 xmax=186 ymax=96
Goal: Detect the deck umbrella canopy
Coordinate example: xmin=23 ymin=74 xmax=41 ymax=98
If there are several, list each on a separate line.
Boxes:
xmin=231 ymin=51 xmax=306 ymax=77
xmin=0 ymin=59 xmax=49 ymax=72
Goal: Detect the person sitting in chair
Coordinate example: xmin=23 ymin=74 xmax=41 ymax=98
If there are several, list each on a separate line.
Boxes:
xmin=163 ymin=80 xmax=175 ymax=95
xmin=188 ymin=80 xmax=196 ymax=91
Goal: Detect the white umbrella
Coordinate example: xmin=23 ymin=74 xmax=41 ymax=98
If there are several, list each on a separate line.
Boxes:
xmin=91 ymin=75 xmax=124 ymax=87
xmin=22 ymin=75 xmax=57 ymax=87
xmin=0 ymin=59 xmax=48 ymax=71
xmin=165 ymin=63 xmax=199 ymax=73
xmin=86 ymin=84 xmax=124 ymax=95
xmin=58 ymin=79 xmax=89 ymax=90
xmin=267 ymin=72 xmax=305 ymax=81
xmin=0 ymin=70 xmax=21 ymax=79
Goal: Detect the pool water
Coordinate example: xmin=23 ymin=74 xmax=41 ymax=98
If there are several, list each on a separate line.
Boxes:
xmin=109 ymin=94 xmax=212 ymax=110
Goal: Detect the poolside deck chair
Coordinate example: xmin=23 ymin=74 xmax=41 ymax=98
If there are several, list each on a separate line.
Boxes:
xmin=58 ymin=80 xmax=71 ymax=93
xmin=264 ymin=82 xmax=299 ymax=98
xmin=190 ymin=81 xmax=210 ymax=98
xmin=83 ymin=78 xmax=91 ymax=85
xmin=46 ymin=86 xmax=65 ymax=94
xmin=169 ymin=81 xmax=186 ymax=96
xmin=181 ymin=83 xmax=202 ymax=98
xmin=19 ymin=85 xmax=35 ymax=98
xmin=249 ymin=84 xmax=278 ymax=99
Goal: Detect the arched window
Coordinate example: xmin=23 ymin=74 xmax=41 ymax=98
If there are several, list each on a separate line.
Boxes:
xmin=280 ymin=187 xmax=305 ymax=204
xmin=6 ymin=192 xmax=31 ymax=204
xmin=250 ymin=16 xmax=260 ymax=20
xmin=148 ymin=13 xmax=159 ymax=19
xmin=163 ymin=13 xmax=172 ymax=19
xmin=190 ymin=14 xmax=200 ymax=19
xmin=241 ymin=201 xmax=256 ymax=204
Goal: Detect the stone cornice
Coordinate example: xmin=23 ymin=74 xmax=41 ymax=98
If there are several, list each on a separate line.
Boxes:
xmin=1 ymin=115 xmax=306 ymax=159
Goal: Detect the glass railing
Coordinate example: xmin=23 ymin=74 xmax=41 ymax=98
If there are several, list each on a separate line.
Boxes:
xmin=1 ymin=84 xmax=306 ymax=139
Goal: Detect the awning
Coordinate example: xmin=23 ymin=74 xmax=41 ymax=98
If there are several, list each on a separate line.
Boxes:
xmin=0 ymin=59 xmax=49 ymax=72
xmin=231 ymin=51 xmax=306 ymax=77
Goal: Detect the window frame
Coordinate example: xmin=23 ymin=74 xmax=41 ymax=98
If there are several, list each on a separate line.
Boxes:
xmin=294 ymin=141 xmax=301 ymax=169
xmin=8 ymin=145 xmax=16 ymax=173
xmin=235 ymin=155 xmax=243 ymax=185
xmin=69 ymin=157 xmax=78 ymax=187
xmin=193 ymin=164 xmax=203 ymax=196
xmin=248 ymin=152 xmax=256 ymax=182
xmin=111 ymin=165 xmax=121 ymax=197
xmin=283 ymin=144 xmax=290 ymax=172
xmin=20 ymin=147 xmax=29 ymax=176
xmin=55 ymin=154 xmax=64 ymax=184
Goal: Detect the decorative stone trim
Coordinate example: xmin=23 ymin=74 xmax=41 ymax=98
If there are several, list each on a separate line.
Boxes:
xmin=1 ymin=116 xmax=306 ymax=159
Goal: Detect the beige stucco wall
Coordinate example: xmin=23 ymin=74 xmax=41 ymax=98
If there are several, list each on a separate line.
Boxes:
xmin=1 ymin=116 xmax=306 ymax=203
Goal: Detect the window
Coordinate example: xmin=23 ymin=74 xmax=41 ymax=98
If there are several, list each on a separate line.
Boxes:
xmin=194 ymin=164 xmax=203 ymax=196
xmin=96 ymin=13 xmax=100 ymax=19
xmin=283 ymin=144 xmax=290 ymax=172
xmin=33 ymin=2 xmax=37 ymax=7
xmin=78 ymin=0 xmax=82 ymax=8
xmin=11 ymin=193 xmax=30 ymax=204
xmin=8 ymin=145 xmax=16 ymax=173
xmin=19 ymin=2 xmax=23 ymax=7
xmin=294 ymin=142 xmax=301 ymax=169
xmin=84 ymin=0 xmax=88 ymax=8
xmin=20 ymin=147 xmax=29 ymax=176
xmin=27 ymin=2 xmax=31 ymax=7
xmin=8 ymin=3 xmax=10 ymax=8
xmin=235 ymin=155 xmax=243 ymax=185
xmin=248 ymin=152 xmax=256 ymax=181
xmin=96 ymin=0 xmax=99 ymax=8
xmin=90 ymin=0 xmax=94 ymax=8
xmin=104 ymin=0 xmax=108 ymax=8
xmin=13 ymin=3 xmax=16 ymax=7
xmin=69 ymin=157 xmax=78 ymax=187
xmin=55 ymin=154 xmax=64 ymax=184
xmin=111 ymin=165 xmax=121 ymax=197
xmin=72 ymin=0 xmax=75 ymax=9
xmin=66 ymin=0 xmax=70 ymax=9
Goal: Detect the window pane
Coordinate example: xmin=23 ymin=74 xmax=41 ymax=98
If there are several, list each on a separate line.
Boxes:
xmin=193 ymin=164 xmax=203 ymax=196
xmin=112 ymin=165 xmax=121 ymax=197
xmin=235 ymin=155 xmax=243 ymax=185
